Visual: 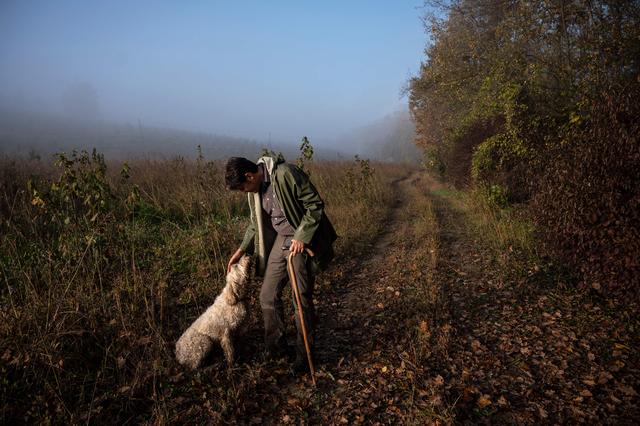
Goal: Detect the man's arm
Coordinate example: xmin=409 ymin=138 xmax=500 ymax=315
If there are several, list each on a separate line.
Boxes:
xmin=289 ymin=167 xmax=324 ymax=247
xmin=228 ymin=211 xmax=256 ymax=272
xmin=240 ymin=222 xmax=255 ymax=254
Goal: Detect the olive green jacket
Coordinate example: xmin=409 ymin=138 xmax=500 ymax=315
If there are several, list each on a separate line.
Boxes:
xmin=239 ymin=156 xmax=337 ymax=276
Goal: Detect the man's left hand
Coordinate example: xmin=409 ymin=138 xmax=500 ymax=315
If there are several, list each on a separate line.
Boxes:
xmin=290 ymin=239 xmax=305 ymax=255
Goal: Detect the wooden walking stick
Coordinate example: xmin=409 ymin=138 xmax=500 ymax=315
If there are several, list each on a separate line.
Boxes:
xmin=287 ymin=250 xmax=316 ymax=385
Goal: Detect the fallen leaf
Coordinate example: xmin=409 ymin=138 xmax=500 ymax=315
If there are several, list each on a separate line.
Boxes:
xmin=462 ymin=386 xmax=478 ymax=402
xmin=430 ymin=395 xmax=443 ymax=406
xmin=477 ymin=395 xmax=492 ymax=409
xmin=597 ymin=371 xmax=613 ymax=384
xmin=610 ymin=360 xmax=625 ymax=372
xmin=619 ymin=385 xmax=637 ymax=396
xmin=538 ymin=406 xmax=548 ymax=418
xmin=136 ymin=336 xmax=152 ymax=346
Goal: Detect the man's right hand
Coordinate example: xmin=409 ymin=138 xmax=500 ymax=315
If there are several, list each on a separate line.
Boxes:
xmin=227 ymin=248 xmax=245 ymax=273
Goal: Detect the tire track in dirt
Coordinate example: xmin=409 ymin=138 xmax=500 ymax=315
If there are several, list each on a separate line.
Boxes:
xmin=315 ymin=172 xmax=415 ymax=366
xmin=292 ymin=170 xmax=445 ymax=424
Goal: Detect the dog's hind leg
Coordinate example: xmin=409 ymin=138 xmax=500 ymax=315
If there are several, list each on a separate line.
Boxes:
xmin=220 ymin=330 xmax=234 ymax=366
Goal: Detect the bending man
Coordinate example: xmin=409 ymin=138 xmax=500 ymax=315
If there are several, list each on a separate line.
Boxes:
xmin=225 ymin=155 xmax=336 ymax=372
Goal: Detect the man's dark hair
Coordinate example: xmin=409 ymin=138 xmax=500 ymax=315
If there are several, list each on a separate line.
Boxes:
xmin=225 ymin=157 xmax=258 ymax=190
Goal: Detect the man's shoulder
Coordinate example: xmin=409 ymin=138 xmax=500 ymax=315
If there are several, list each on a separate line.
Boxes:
xmin=274 ymin=162 xmax=301 ymax=178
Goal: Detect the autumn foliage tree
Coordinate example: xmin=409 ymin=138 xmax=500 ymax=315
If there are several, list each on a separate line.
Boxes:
xmin=409 ymin=0 xmax=640 ymax=294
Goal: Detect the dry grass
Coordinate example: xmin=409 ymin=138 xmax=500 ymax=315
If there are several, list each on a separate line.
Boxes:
xmin=0 ymin=151 xmax=405 ymax=423
xmin=467 ymin=191 xmax=537 ymax=263
xmin=428 ymin=181 xmax=538 ymax=271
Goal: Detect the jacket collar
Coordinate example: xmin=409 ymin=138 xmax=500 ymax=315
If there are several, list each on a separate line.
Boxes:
xmin=256 ymin=155 xmax=284 ymax=179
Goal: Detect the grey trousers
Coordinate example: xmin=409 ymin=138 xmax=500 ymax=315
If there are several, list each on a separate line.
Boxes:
xmin=260 ymin=233 xmax=316 ymax=358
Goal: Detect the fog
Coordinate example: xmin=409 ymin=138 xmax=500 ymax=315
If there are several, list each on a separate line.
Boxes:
xmin=0 ymin=1 xmax=426 ymax=161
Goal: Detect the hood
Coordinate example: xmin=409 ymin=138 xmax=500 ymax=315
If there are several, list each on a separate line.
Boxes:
xmin=256 ymin=155 xmax=285 ymax=177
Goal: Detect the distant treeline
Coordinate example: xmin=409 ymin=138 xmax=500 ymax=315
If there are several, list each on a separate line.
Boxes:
xmin=0 ymin=108 xmax=268 ymax=161
xmin=409 ymin=1 xmax=639 ymax=294
xmin=0 ymin=107 xmax=419 ymax=163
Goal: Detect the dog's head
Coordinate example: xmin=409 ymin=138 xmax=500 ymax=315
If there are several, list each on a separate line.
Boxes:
xmin=226 ymin=255 xmax=252 ymax=302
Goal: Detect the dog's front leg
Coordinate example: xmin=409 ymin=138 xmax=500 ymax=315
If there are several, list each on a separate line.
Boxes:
xmin=221 ymin=330 xmax=234 ymax=367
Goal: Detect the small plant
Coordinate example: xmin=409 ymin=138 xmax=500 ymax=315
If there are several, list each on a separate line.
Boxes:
xmin=297 ymin=136 xmax=314 ymax=175
xmin=27 ymin=149 xmax=115 ymax=233
xmin=354 ymin=155 xmax=373 ymax=180
xmin=485 ymin=184 xmax=509 ymax=209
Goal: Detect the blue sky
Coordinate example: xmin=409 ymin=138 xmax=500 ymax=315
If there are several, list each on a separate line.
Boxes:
xmin=0 ymin=1 xmax=427 ymax=144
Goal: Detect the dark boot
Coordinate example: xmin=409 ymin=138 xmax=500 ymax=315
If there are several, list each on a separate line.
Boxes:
xmin=292 ymin=343 xmax=315 ymax=374
xmin=264 ymin=331 xmax=289 ymax=361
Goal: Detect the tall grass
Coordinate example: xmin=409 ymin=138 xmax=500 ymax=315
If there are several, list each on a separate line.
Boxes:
xmin=0 ymin=150 xmax=406 ymax=423
xmin=466 ymin=189 xmax=537 ymax=264
xmin=428 ymin=179 xmax=539 ymax=272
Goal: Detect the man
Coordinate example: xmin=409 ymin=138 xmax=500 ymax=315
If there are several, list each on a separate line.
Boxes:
xmin=225 ymin=155 xmax=337 ymax=372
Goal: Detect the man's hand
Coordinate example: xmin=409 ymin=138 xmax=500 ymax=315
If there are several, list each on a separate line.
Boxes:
xmin=290 ymin=239 xmax=304 ymax=255
xmin=227 ymin=248 xmax=245 ymax=273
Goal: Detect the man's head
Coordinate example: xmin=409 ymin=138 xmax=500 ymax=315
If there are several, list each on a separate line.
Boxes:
xmin=225 ymin=157 xmax=262 ymax=193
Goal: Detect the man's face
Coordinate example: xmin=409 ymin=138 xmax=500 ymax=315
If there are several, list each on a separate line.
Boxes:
xmin=238 ymin=172 xmax=261 ymax=193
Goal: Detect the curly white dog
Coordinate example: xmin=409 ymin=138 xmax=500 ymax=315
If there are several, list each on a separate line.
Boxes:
xmin=175 ymin=255 xmax=252 ymax=369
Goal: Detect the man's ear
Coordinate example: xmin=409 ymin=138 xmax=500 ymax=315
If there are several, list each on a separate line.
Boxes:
xmin=245 ymin=172 xmax=253 ymax=181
